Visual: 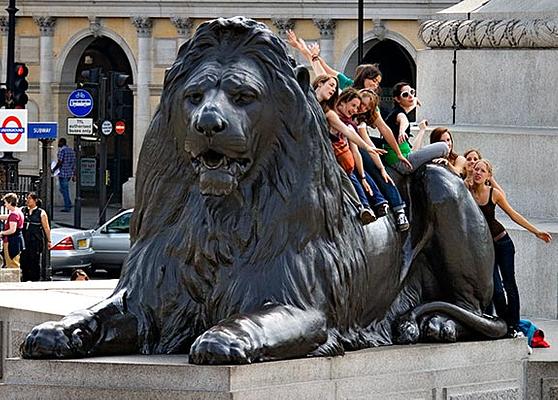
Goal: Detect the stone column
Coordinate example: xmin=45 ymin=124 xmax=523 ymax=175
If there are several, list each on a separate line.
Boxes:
xmin=170 ymin=17 xmax=193 ymax=49
xmin=271 ymin=18 xmax=294 ymax=39
xmin=313 ymin=19 xmax=336 ymax=66
xmin=130 ymin=16 xmax=152 ymax=173
xmin=33 ymin=16 xmax=56 ymax=121
xmin=0 ymin=17 xmax=8 ymax=85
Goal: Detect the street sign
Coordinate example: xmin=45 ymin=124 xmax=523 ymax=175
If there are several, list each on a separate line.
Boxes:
xmin=115 ymin=120 xmax=125 ymax=135
xmin=28 ymin=122 xmax=57 ymax=139
xmin=80 ymin=157 xmax=97 ymax=187
xmin=0 ymin=109 xmax=28 ymax=152
xmin=101 ymin=120 xmax=112 ymax=136
xmin=67 ymin=118 xmax=94 ymax=136
xmin=67 ymin=89 xmax=94 ymax=117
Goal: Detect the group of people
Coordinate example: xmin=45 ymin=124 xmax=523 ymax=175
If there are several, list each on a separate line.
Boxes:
xmin=287 ymin=32 xmax=553 ymax=337
xmin=0 ymin=192 xmax=51 ymax=281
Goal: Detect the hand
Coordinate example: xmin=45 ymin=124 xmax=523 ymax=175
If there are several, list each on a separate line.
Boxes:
xmin=361 ymin=179 xmax=373 ymax=196
xmin=398 ymin=154 xmax=413 ymax=170
xmin=416 ymin=98 xmax=422 ymax=107
xmin=286 ymin=30 xmax=300 ymax=49
xmin=398 ymin=132 xmax=408 ymax=144
xmin=47 ymin=241 xmax=52 ymax=249
xmin=72 ymin=176 xmax=76 ymax=182
xmin=418 ymin=119 xmax=428 ymax=130
xmin=432 ymin=158 xmax=449 ymax=165
xmin=307 ymin=42 xmax=320 ymax=59
xmin=536 ymin=231 xmax=552 ymax=243
xmin=380 ymin=168 xmax=394 ymax=185
xmin=367 ymin=146 xmax=387 ymax=157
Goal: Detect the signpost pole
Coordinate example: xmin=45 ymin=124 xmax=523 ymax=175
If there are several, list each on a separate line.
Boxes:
xmin=39 ymin=138 xmax=53 ymax=280
xmin=98 ymin=75 xmax=108 ymax=225
xmin=73 ymin=135 xmax=81 ymax=228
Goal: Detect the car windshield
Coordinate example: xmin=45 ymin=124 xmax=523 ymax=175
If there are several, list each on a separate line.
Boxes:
xmin=105 ymin=212 xmax=132 ymax=234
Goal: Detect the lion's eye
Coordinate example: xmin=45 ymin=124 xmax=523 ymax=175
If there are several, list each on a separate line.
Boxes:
xmin=232 ymin=92 xmax=256 ymax=106
xmin=186 ymin=92 xmax=203 ymax=105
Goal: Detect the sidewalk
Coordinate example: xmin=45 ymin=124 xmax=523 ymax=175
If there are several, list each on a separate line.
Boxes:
xmin=51 ymin=204 xmax=123 ymax=230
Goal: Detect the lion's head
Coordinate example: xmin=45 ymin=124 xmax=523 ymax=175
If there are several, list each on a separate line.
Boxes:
xmin=131 ymin=17 xmax=350 ymax=244
xmin=159 ymin=17 xmax=326 ymax=197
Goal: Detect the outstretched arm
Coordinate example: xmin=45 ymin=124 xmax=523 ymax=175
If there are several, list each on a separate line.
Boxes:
xmin=494 ymin=189 xmax=552 ymax=242
xmin=373 ymin=114 xmax=413 ymax=170
xmin=286 ymin=30 xmax=327 ymax=76
xmin=325 ymin=111 xmax=383 ymax=157
xmin=410 ymin=119 xmax=428 ymax=149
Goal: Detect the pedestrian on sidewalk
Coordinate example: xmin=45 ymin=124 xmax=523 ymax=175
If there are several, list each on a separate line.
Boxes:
xmin=51 ymin=137 xmax=76 ymax=212
xmin=0 ymin=193 xmax=25 ymax=268
xmin=20 ymin=193 xmax=51 ymax=281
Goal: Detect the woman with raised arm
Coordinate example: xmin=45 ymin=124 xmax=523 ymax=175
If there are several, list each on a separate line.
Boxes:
xmin=469 ymin=159 xmax=552 ymax=336
xmin=286 ymin=30 xmax=412 ymax=171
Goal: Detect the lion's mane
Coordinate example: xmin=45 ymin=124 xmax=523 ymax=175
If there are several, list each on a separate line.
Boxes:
xmin=116 ymin=17 xmax=374 ymax=354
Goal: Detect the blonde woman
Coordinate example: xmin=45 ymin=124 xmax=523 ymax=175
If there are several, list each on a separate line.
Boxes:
xmin=469 ymin=159 xmax=552 ymax=336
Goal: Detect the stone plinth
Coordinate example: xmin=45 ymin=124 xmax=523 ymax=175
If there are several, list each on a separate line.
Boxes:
xmin=0 ymin=338 xmax=528 ymax=399
xmin=0 ymin=269 xmax=20 ymax=283
xmin=417 ymin=49 xmax=558 ymax=128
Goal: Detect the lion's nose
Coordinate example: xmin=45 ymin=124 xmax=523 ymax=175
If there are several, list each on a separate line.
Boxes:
xmin=194 ymin=108 xmax=227 ymax=137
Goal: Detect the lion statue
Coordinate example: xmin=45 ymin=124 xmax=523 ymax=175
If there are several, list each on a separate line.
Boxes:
xmin=21 ymin=17 xmax=506 ymax=364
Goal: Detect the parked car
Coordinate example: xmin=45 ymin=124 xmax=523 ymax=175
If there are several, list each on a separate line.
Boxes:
xmin=89 ymin=208 xmax=133 ymax=277
xmin=50 ymin=226 xmax=94 ymax=273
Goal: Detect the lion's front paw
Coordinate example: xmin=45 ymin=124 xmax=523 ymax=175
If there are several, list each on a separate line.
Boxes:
xmin=189 ymin=327 xmax=254 ymax=365
xmin=21 ymin=321 xmax=91 ymax=359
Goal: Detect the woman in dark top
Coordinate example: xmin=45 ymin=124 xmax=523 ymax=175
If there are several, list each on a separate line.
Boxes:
xmin=469 ymin=160 xmax=551 ymax=335
xmin=384 ymin=82 xmax=448 ymax=174
xmin=20 ymin=193 xmax=51 ymax=281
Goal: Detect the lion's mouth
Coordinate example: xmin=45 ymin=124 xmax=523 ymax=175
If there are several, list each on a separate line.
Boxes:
xmin=191 ymin=150 xmax=251 ymax=196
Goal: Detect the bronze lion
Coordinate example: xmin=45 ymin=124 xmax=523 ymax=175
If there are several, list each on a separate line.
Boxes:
xmin=22 ymin=17 xmax=506 ymax=364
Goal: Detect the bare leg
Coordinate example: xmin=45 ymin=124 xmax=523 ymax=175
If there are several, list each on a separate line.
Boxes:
xmin=189 ymin=304 xmax=327 ymax=364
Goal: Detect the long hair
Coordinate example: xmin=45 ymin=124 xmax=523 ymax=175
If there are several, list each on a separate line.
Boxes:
xmin=312 ymin=74 xmax=338 ymax=113
xmin=430 ymin=127 xmax=458 ymax=163
xmin=352 ymin=63 xmax=382 ymax=90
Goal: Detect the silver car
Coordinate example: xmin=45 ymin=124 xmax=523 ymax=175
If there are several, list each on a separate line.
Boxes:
xmin=50 ymin=226 xmax=94 ymax=272
xmin=90 ymin=209 xmax=132 ymax=276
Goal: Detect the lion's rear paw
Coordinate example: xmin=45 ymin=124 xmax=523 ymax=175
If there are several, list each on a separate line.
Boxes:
xmin=189 ymin=328 xmax=254 ymax=365
xmin=21 ymin=321 xmax=91 ymax=359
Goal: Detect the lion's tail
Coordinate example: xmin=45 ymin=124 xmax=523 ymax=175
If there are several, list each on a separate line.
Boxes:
xmin=411 ymin=301 xmax=508 ymax=339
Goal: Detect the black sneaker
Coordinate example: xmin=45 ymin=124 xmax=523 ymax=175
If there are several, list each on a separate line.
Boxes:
xmin=396 ymin=211 xmax=410 ymax=231
xmin=375 ymin=203 xmax=390 ymax=217
xmin=359 ymin=208 xmax=376 ymax=225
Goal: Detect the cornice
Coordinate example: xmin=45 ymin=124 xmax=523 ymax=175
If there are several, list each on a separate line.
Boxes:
xmin=17 ymin=1 xmax=458 ymax=20
xmin=419 ymin=18 xmax=558 ymax=48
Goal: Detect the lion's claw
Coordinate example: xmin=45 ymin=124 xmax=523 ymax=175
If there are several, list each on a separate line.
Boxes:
xmin=189 ymin=328 xmax=253 ymax=365
xmin=21 ymin=322 xmax=90 ymax=359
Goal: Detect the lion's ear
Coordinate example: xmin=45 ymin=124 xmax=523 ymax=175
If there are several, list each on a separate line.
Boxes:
xmin=294 ymin=66 xmax=310 ymax=93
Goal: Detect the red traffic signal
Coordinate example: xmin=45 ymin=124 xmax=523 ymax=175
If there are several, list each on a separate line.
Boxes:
xmin=13 ymin=62 xmax=29 ymax=108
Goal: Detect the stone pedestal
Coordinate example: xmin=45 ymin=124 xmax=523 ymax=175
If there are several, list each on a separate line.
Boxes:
xmin=0 ymin=270 xmax=20 ymax=283
xmin=0 ymin=338 xmax=528 ymax=399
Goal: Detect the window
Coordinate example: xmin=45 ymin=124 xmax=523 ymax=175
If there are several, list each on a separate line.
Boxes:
xmin=105 ymin=212 xmax=132 ymax=234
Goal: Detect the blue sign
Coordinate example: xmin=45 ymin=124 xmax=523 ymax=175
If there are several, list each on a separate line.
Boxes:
xmin=67 ymin=89 xmax=94 ymax=117
xmin=28 ymin=122 xmax=58 ymax=139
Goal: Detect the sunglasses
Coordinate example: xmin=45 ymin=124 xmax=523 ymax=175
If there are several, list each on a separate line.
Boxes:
xmin=400 ymin=89 xmax=416 ymax=98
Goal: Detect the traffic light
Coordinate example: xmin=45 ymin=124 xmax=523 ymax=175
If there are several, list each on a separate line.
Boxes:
xmin=13 ymin=63 xmax=29 ymax=108
xmin=108 ymin=71 xmax=132 ymax=123
xmin=0 ymin=87 xmax=6 ymax=108
xmin=78 ymin=67 xmax=102 ymax=120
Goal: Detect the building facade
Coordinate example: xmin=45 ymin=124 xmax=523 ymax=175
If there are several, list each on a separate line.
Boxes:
xmin=1 ymin=0 xmax=458 ymax=205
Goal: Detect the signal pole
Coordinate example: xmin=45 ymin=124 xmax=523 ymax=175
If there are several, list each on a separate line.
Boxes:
xmin=5 ymin=0 xmax=17 ymax=90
